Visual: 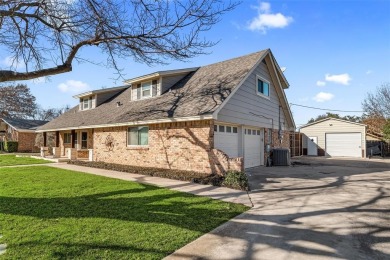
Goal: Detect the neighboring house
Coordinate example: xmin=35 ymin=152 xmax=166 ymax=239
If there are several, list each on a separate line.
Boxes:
xmin=300 ymin=118 xmax=366 ymax=158
xmin=37 ymin=49 xmax=296 ymax=174
xmin=0 ymin=118 xmax=48 ymax=152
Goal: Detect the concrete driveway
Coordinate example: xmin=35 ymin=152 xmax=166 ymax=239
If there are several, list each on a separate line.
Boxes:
xmin=166 ymin=157 xmax=390 ymax=260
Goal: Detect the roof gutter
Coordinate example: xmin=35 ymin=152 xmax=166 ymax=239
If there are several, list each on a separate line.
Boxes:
xmin=36 ymin=114 xmax=214 ymax=132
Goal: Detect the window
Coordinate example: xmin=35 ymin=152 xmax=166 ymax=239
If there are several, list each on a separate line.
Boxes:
xmin=214 ymin=125 xmax=218 ymax=132
xmin=233 ymin=127 xmax=238 ymax=133
xmin=64 ymin=133 xmax=71 ymax=144
xmin=128 ymin=126 xmax=149 ymax=145
xmin=74 ymin=132 xmax=78 ymax=148
xmin=257 ymin=130 xmax=260 ymax=135
xmin=248 ymin=129 xmax=251 ymax=135
xmin=82 ymin=96 xmax=93 ymax=110
xmin=141 ymin=82 xmax=152 ymax=98
xmin=219 ymin=125 xmax=225 ymax=132
xmin=226 ymin=126 xmax=232 ymax=133
xmin=81 ymin=132 xmax=88 ymax=149
xmin=257 ymin=76 xmax=270 ymax=97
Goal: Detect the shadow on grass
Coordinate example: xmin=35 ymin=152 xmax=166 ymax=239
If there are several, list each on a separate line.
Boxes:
xmin=0 ymin=185 xmax=244 ymax=233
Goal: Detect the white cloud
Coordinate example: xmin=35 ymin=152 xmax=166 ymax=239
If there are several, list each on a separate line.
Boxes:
xmin=366 ymin=70 xmax=373 ymax=75
xmin=248 ymin=2 xmax=293 ymax=33
xmin=316 ymin=80 xmax=326 ymax=87
xmin=313 ymin=92 xmax=334 ymax=102
xmin=58 ymin=80 xmax=90 ymax=93
xmin=2 ymin=56 xmax=24 ymax=69
xmin=325 ymin=73 xmax=351 ymax=85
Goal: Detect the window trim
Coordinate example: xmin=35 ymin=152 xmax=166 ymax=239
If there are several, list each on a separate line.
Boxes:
xmin=81 ymin=96 xmax=93 ymax=110
xmin=256 ymin=75 xmax=270 ymax=99
xmin=141 ymin=81 xmax=152 ymax=99
xmin=127 ymin=126 xmax=149 ymax=146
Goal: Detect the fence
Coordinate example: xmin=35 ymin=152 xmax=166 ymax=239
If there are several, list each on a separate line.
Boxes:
xmin=366 ymin=140 xmax=390 ymax=158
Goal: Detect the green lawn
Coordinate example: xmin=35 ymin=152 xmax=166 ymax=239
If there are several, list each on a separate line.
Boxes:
xmin=0 ymin=166 xmax=248 ymax=259
xmin=0 ymin=155 xmax=50 ymax=166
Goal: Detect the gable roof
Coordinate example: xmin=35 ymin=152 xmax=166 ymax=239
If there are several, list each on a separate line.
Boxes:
xmin=300 ymin=117 xmax=366 ymax=129
xmin=2 ymin=118 xmax=49 ymax=132
xmin=37 ymin=49 xmax=293 ymax=132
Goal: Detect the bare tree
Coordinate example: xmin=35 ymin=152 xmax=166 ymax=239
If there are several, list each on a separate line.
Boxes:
xmin=33 ymin=105 xmax=70 ymax=121
xmin=0 ymin=84 xmax=37 ymax=118
xmin=0 ymin=0 xmax=237 ymax=82
xmin=362 ymin=82 xmax=390 ymax=118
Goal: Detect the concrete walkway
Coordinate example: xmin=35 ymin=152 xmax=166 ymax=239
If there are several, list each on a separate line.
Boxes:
xmin=49 ymin=163 xmax=253 ymax=207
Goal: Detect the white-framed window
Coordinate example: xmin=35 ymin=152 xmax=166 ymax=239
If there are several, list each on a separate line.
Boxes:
xmin=141 ymin=82 xmax=152 ymax=98
xmin=81 ymin=96 xmax=93 ymax=110
xmin=219 ymin=125 xmax=225 ymax=132
xmin=128 ymin=126 xmax=149 ymax=146
xmin=64 ymin=133 xmax=71 ymax=144
xmin=214 ymin=124 xmax=237 ymax=134
xmin=256 ymin=75 xmax=270 ymax=97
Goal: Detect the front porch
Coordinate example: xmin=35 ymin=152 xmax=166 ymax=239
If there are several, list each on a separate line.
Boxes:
xmin=39 ymin=129 xmax=94 ymax=162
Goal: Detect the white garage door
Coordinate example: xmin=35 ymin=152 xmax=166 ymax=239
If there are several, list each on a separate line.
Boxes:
xmin=326 ymin=133 xmax=362 ymax=157
xmin=244 ymin=128 xmax=264 ymax=168
xmin=214 ymin=124 xmax=239 ymax=157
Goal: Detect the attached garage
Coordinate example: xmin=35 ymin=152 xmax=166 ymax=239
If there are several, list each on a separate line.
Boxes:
xmin=300 ymin=118 xmax=366 ymax=158
xmin=244 ymin=127 xmax=264 ymax=168
xmin=214 ymin=124 xmax=239 ymax=158
xmin=214 ymin=124 xmax=265 ymax=168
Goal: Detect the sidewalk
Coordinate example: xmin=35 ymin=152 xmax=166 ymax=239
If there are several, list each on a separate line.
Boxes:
xmin=49 ymin=163 xmax=253 ymax=207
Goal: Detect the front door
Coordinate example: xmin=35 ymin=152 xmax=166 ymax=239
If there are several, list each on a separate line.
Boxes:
xmin=307 ymin=136 xmax=318 ymax=156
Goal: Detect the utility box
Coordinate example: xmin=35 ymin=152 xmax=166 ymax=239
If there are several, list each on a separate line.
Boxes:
xmin=272 ymin=148 xmax=290 ymax=166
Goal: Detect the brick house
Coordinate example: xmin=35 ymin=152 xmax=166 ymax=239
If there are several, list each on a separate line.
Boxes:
xmin=0 ymin=118 xmax=48 ymax=152
xmin=37 ymin=49 xmax=296 ymax=174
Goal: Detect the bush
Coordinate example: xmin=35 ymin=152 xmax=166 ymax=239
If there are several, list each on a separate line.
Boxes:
xmin=0 ymin=141 xmax=4 ymax=151
xmin=222 ymin=170 xmax=249 ymax=191
xmin=68 ymin=160 xmax=225 ymax=187
xmin=4 ymin=141 xmax=18 ymax=153
xmin=68 ymin=161 xmax=250 ymax=191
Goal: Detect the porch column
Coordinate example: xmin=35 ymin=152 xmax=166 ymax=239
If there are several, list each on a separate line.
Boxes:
xmin=43 ymin=132 xmax=47 ymax=147
xmin=55 ymin=131 xmax=60 ymax=147
xmin=71 ymin=130 xmax=76 ymax=149
xmin=66 ymin=148 xmax=77 ymax=160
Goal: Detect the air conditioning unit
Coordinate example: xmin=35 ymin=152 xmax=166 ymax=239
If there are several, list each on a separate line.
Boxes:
xmin=272 ymin=148 xmax=290 ymax=166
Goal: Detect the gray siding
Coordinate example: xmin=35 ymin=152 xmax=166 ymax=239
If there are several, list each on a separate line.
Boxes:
xmin=161 ymin=74 xmax=186 ymax=94
xmin=96 ymin=89 xmax=124 ymax=106
xmin=218 ymin=61 xmax=289 ymax=130
xmin=300 ymin=119 xmax=366 ymax=150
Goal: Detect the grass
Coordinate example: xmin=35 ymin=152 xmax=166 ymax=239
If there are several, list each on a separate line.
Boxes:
xmin=0 ymin=166 xmax=248 ymax=259
xmin=0 ymin=155 xmax=50 ymax=166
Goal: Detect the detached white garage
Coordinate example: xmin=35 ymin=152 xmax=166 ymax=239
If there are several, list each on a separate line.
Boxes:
xmin=300 ymin=118 xmax=366 ymax=158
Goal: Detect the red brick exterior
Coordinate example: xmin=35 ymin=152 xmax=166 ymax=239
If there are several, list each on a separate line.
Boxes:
xmin=264 ymin=128 xmax=291 ymax=160
xmin=2 ymin=124 xmax=40 ymax=152
xmin=92 ymin=120 xmax=242 ymax=175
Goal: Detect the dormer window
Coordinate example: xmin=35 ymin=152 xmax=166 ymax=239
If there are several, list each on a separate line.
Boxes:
xmin=81 ymin=96 xmax=92 ymax=110
xmin=141 ymin=82 xmax=152 ymax=98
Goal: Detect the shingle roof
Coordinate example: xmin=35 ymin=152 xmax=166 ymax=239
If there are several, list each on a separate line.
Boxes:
xmin=38 ymin=49 xmax=268 ymax=131
xmin=3 ymin=118 xmax=49 ymax=131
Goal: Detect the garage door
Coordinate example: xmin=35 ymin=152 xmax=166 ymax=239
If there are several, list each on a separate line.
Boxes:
xmin=214 ymin=124 xmax=239 ymax=157
xmin=244 ymin=128 xmax=264 ymax=168
xmin=326 ymin=133 xmax=362 ymax=157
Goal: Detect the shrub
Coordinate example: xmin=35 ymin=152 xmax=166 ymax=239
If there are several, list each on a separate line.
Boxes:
xmin=222 ymin=170 xmax=249 ymax=191
xmin=4 ymin=141 xmax=18 ymax=153
xmin=68 ymin=160 xmax=225 ymax=187
xmin=0 ymin=141 xmax=4 ymax=151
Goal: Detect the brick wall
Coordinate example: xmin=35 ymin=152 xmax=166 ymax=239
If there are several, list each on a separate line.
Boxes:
xmin=18 ymin=132 xmax=40 ymax=152
xmin=93 ymin=120 xmax=242 ymax=174
xmin=264 ymin=129 xmax=291 ymax=161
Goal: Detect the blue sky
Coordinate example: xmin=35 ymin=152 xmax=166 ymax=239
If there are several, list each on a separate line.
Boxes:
xmin=1 ymin=0 xmax=389 ymax=127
